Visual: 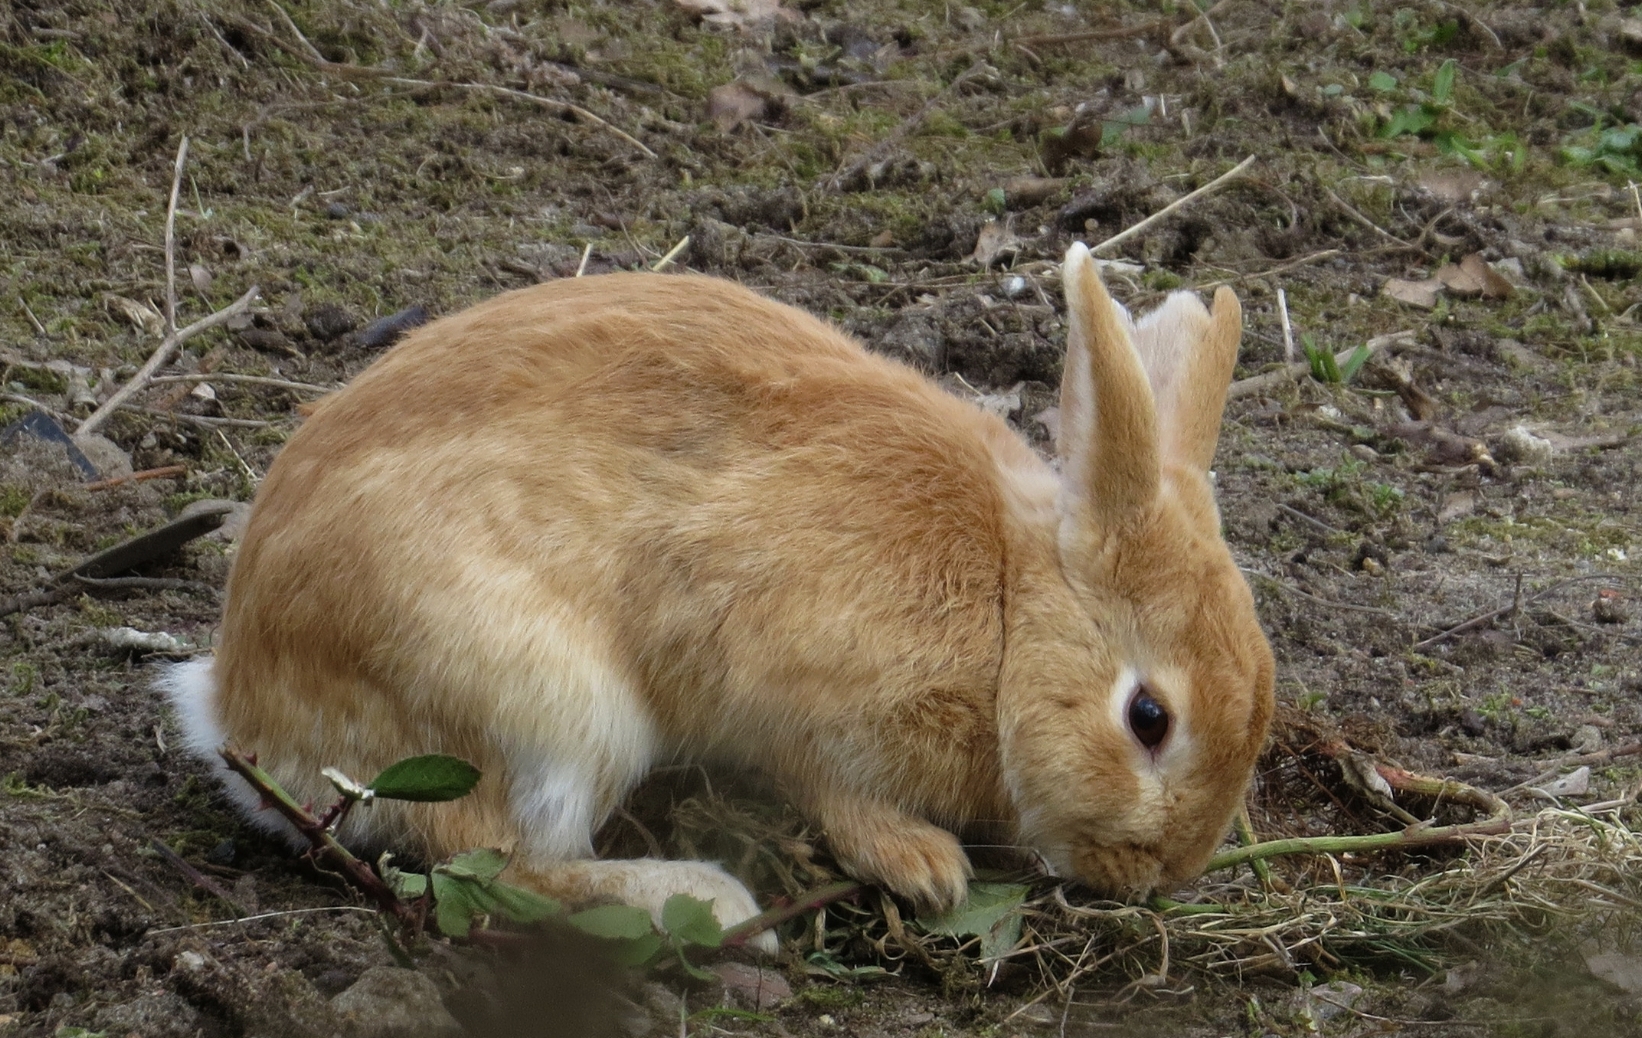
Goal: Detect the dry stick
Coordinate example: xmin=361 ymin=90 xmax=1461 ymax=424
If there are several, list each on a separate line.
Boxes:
xmin=827 ymin=58 xmax=989 ymax=192
xmin=77 ymin=286 xmax=261 ymax=438
xmin=149 ymin=373 xmax=334 ymax=394
xmin=235 ymin=12 xmax=654 ymax=159
xmin=1090 ymin=155 xmax=1257 ymax=256
xmin=1201 ymin=767 xmax=1511 ymax=875
xmin=149 ymin=837 xmax=248 ymax=915
xmin=1324 ymin=187 xmax=1419 ymax=251
xmin=1226 ymin=330 xmax=1414 ymax=400
xmin=1411 ymin=573 xmax=1627 ymax=651
xmin=218 ymin=746 xmax=416 ymax=925
xmin=163 ymin=136 xmax=189 ymax=337
xmin=1505 ymin=741 xmax=1642 ymax=796
xmin=1014 ymin=18 xmax=1172 ymax=48
xmin=1276 ymin=287 xmax=1295 ymax=362
xmin=719 ymin=880 xmax=866 ymax=949
xmin=84 ymin=464 xmax=187 ymax=491
xmin=1199 ymin=249 xmax=1343 ymax=291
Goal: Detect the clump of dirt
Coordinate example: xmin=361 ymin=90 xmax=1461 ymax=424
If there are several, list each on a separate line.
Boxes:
xmin=3 ymin=0 xmax=1641 ymax=1036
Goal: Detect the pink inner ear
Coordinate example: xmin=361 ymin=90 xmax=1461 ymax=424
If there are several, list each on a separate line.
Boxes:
xmin=1127 ymin=290 xmax=1239 ymax=474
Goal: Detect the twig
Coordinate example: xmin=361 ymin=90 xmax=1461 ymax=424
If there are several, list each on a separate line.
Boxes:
xmin=1503 ymin=740 xmax=1642 ymax=795
xmin=1277 ymin=287 xmax=1295 ymax=362
xmin=223 ymin=11 xmax=655 ymax=159
xmin=1411 ymin=573 xmax=1625 ymax=650
xmin=71 ymin=575 xmax=216 ymax=595
xmin=20 ymin=299 xmax=47 ymax=336
xmin=150 ymin=838 xmax=248 ymax=914
xmin=574 ymin=242 xmax=593 ymax=278
xmin=147 ymin=906 xmax=379 ymax=934
xmin=1090 ymin=155 xmax=1256 ymax=255
xmin=1202 ymin=764 xmax=1511 ymax=874
xmin=1201 ymin=249 xmax=1344 ymax=290
xmin=78 ymin=286 xmax=261 ymax=438
xmin=0 ymin=586 xmax=72 ymax=619
xmin=1248 ymin=570 xmax=1399 ymax=618
xmin=651 ymin=235 xmax=691 ymax=272
xmin=1014 ymin=19 xmax=1171 ymax=48
xmin=827 ymin=58 xmax=989 ymax=192
xmin=131 ymin=406 xmax=276 ymax=430
xmin=164 ymin=136 xmax=189 ymax=338
xmin=1227 ymin=330 xmax=1413 ymax=400
xmin=1324 ymin=187 xmax=1419 ymax=251
xmin=84 ymin=465 xmax=187 ymax=491
xmin=1275 ymin=503 xmax=1343 ymax=536
xmin=149 ymin=373 xmax=334 ymax=395
xmin=719 ymin=880 xmax=865 ymax=949
xmin=218 ymin=745 xmax=417 ymax=925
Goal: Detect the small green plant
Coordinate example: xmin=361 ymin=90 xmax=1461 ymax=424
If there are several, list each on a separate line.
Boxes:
xmin=223 ymin=749 xmax=774 ymax=972
xmin=1302 ymin=334 xmax=1370 ymax=385
xmin=1559 ymin=119 xmax=1642 ymax=179
xmin=1377 ymin=59 xmax=1526 ymax=171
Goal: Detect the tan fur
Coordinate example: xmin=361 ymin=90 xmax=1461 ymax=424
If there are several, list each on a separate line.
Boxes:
xmin=171 ymin=245 xmax=1274 ymax=935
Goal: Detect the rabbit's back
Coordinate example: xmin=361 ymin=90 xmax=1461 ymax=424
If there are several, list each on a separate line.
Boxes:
xmin=210 ymin=273 xmax=1024 ymax=858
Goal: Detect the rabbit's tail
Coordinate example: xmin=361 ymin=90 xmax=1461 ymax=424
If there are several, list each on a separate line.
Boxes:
xmin=159 ymin=656 xmax=229 ymax=761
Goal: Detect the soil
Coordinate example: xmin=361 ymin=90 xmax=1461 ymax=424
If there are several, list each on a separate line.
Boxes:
xmin=2 ymin=1 xmax=1641 ymax=1036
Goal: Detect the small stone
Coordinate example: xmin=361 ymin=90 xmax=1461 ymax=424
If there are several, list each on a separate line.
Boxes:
xmin=1307 ymin=980 xmax=1364 ymax=1021
xmin=325 ymin=201 xmax=352 ymax=219
xmin=305 ymin=303 xmax=358 ymax=343
xmin=709 ymin=961 xmax=791 ymax=1011
xmin=1496 ymin=425 xmax=1554 ymax=465
xmin=1592 ymin=589 xmax=1629 ymax=624
xmin=331 ymin=967 xmax=461 ymax=1038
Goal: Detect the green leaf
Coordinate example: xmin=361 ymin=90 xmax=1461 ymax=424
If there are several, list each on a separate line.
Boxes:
xmin=439 ymin=848 xmax=509 ymax=882
xmin=916 ymin=881 xmax=1030 ymax=960
xmin=1431 ymin=59 xmax=1457 ymax=104
xmin=661 ymin=894 xmax=724 ymax=949
xmin=608 ymin=931 xmax=665 ymax=967
xmin=1367 ymin=70 xmax=1397 ymax=92
xmin=984 ymin=187 xmax=1007 ymax=214
xmin=387 ymin=869 xmax=428 ymax=900
xmin=431 ymin=872 xmax=477 ymax=938
xmin=1380 ymin=105 xmax=1435 ymax=139
xmin=486 ymin=881 xmax=561 ymax=925
xmin=367 ymin=754 xmax=481 ymax=802
xmin=568 ymin=904 xmax=656 ymax=941
xmin=1337 ymin=345 xmax=1372 ymax=383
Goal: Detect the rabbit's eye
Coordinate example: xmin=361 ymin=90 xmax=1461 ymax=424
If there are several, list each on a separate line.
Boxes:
xmin=1127 ymin=687 xmax=1170 ymax=749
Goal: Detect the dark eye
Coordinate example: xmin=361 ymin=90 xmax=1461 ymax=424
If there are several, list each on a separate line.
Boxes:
xmin=1128 ymin=686 xmax=1170 ymax=749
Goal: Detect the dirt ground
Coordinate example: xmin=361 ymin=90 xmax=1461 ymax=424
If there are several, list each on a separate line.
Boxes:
xmin=2 ymin=0 xmax=1641 ymax=1035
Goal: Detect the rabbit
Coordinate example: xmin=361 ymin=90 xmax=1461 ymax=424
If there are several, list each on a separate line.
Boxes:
xmin=164 ymin=241 xmax=1274 ymax=949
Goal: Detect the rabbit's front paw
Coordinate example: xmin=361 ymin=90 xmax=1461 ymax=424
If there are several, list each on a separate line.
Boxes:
xmin=814 ymin=798 xmax=973 ymax=914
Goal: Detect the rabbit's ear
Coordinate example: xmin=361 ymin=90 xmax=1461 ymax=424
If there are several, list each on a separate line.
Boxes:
xmin=1128 ymin=286 xmax=1241 ymax=474
xmin=1058 ymin=243 xmax=1159 ymax=525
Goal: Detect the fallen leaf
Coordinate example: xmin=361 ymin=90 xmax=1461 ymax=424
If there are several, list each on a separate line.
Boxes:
xmin=1382 ymin=277 xmax=1442 ymax=309
xmin=1532 ymin=765 xmax=1589 ymax=798
xmin=969 ymin=217 xmax=1020 ymax=267
xmin=189 ymin=262 xmax=213 ymax=295
xmin=675 ymin=0 xmax=794 ymax=30
xmin=708 ymin=81 xmax=774 ymax=132
xmin=1003 ymin=175 xmax=1066 ymax=206
xmin=1437 ymin=489 xmax=1478 ymax=523
xmin=102 ymin=293 xmax=165 ymax=335
xmin=1417 ymin=169 xmax=1486 ymax=204
xmin=1435 ymin=260 xmax=1485 ymax=297
xmin=1461 ymin=253 xmax=1515 ymax=300
xmin=917 ymin=881 xmax=1029 ymax=960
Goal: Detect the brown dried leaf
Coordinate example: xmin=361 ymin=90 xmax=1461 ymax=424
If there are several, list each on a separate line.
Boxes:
xmin=708 ymin=81 xmax=773 ymax=132
xmin=1460 ymin=253 xmax=1515 ymax=300
xmin=1417 ymin=169 xmax=1486 ymax=204
xmin=189 ymin=263 xmax=213 ymax=296
xmin=102 ymin=293 xmax=164 ymax=336
xmin=1382 ymin=278 xmax=1442 ymax=309
xmin=1435 ymin=260 xmax=1485 ymax=297
xmin=969 ymin=218 xmax=1020 ymax=268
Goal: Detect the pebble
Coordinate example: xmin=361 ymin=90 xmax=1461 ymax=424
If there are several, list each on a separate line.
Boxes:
xmin=330 ymin=967 xmax=462 ymax=1038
